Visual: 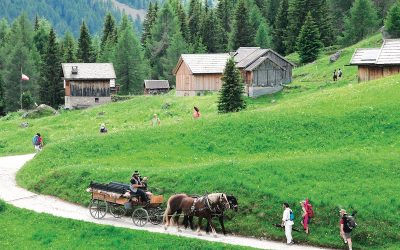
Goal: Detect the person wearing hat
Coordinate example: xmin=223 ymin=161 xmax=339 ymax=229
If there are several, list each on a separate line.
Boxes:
xmin=150 ymin=114 xmax=161 ymax=126
xmin=130 ymin=171 xmax=149 ymax=203
xmin=340 ymin=209 xmax=353 ymax=250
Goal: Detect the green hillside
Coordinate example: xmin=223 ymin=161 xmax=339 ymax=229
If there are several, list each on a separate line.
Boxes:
xmin=0 ymin=200 xmax=244 ymax=249
xmin=1 ymin=34 xmax=399 ymax=249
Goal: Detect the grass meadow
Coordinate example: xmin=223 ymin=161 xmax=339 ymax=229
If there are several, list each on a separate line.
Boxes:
xmin=0 ymin=200 xmax=245 ymax=250
xmin=1 ymin=33 xmax=399 ymax=249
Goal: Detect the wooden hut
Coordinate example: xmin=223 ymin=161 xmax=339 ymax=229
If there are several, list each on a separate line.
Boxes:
xmin=350 ymin=39 xmax=400 ymax=82
xmin=62 ymin=63 xmax=116 ymax=109
xmin=144 ymin=80 xmax=170 ymax=95
xmin=173 ymin=54 xmax=230 ymax=96
xmin=173 ymin=48 xmax=294 ymax=97
xmin=233 ymin=47 xmax=295 ymax=97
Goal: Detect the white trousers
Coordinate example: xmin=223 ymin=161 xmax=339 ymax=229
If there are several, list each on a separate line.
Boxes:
xmin=285 ymin=224 xmax=293 ymax=243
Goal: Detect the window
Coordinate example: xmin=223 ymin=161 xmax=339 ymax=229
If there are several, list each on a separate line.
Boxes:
xmin=95 ymin=98 xmax=99 ymax=103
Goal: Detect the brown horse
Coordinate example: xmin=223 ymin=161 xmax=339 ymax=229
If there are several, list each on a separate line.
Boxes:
xmin=163 ymin=193 xmax=230 ymax=236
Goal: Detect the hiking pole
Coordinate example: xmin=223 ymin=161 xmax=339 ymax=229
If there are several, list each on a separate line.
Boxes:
xmin=272 ymin=223 xmax=301 ymax=232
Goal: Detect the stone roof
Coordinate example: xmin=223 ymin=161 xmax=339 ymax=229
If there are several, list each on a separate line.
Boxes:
xmin=234 ymin=47 xmax=295 ymax=69
xmin=175 ymin=54 xmax=230 ymax=74
xmin=144 ymin=80 xmax=170 ymax=89
xmin=62 ymin=63 xmax=116 ymax=80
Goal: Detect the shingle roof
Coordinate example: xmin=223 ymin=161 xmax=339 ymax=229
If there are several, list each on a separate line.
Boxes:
xmin=62 ymin=63 xmax=116 ymax=79
xmin=350 ymin=48 xmax=380 ymax=65
xmin=236 ymin=49 xmax=269 ymax=68
xmin=234 ymin=47 xmax=260 ymax=63
xmin=144 ymin=80 xmax=170 ymax=89
xmin=376 ymin=39 xmax=400 ymax=64
xmin=177 ymin=54 xmax=230 ymax=74
xmin=245 ymin=57 xmax=285 ymax=71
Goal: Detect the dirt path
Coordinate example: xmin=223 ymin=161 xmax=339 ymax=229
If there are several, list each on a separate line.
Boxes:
xmin=0 ymin=154 xmax=330 ymax=250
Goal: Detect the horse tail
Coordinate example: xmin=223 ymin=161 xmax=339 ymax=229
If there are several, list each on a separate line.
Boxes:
xmin=163 ymin=195 xmax=174 ymax=225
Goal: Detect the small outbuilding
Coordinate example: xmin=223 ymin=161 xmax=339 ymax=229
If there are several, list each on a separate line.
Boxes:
xmin=173 ymin=53 xmax=230 ymax=96
xmin=62 ymin=63 xmax=116 ymax=109
xmin=350 ymin=39 xmax=400 ymax=82
xmin=173 ymin=48 xmax=294 ymax=97
xmin=233 ymin=47 xmax=295 ymax=97
xmin=144 ymin=80 xmax=170 ymax=95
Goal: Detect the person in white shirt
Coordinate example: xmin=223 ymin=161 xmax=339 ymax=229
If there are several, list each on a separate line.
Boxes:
xmin=282 ymin=202 xmax=294 ymax=245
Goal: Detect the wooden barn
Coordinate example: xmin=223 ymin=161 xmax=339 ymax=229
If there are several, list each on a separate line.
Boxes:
xmin=62 ymin=63 xmax=116 ymax=109
xmin=144 ymin=80 xmax=170 ymax=95
xmin=233 ymin=47 xmax=295 ymax=97
xmin=350 ymin=39 xmax=400 ymax=82
xmin=173 ymin=48 xmax=294 ymax=97
xmin=173 ymin=54 xmax=230 ymax=96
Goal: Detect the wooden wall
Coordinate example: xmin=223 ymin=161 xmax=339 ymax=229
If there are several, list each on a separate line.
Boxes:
xmin=265 ymin=51 xmax=293 ymax=83
xmin=69 ymin=80 xmax=110 ymax=97
xmin=250 ymin=59 xmax=285 ymax=87
xmin=358 ymin=66 xmax=400 ymax=82
xmin=175 ymin=61 xmax=223 ymax=92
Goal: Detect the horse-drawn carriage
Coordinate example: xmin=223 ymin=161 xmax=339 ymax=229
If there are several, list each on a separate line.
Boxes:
xmin=87 ymin=181 xmax=164 ymax=227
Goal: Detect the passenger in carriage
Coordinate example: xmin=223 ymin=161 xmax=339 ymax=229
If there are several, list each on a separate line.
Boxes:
xmin=130 ymin=171 xmax=149 ymax=203
xmin=139 ymin=176 xmax=153 ymax=200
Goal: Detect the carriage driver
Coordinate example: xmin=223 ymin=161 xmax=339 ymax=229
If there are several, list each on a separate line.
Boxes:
xmin=130 ymin=171 xmax=149 ymax=203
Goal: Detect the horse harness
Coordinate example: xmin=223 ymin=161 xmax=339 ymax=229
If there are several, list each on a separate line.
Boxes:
xmin=190 ymin=194 xmax=228 ymax=215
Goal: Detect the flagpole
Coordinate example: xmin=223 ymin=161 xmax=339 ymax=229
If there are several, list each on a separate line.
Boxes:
xmin=20 ymin=67 xmax=22 ymax=110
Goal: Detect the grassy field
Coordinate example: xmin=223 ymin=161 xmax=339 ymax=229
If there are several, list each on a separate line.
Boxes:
xmin=0 ymin=200 xmax=246 ymax=249
xmin=1 ymin=33 xmax=400 ymax=249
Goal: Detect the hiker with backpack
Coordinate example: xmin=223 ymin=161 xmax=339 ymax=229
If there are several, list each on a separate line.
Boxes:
xmin=32 ymin=133 xmax=43 ymax=152
xmin=300 ymin=199 xmax=314 ymax=234
xmin=281 ymin=202 xmax=294 ymax=245
xmin=340 ymin=209 xmax=357 ymax=250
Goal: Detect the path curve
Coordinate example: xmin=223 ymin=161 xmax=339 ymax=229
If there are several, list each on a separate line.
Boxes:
xmin=0 ymin=154 xmax=330 ymax=250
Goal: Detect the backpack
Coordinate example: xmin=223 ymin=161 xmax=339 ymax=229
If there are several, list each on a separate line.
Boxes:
xmin=344 ymin=215 xmax=357 ymax=231
xmin=289 ymin=210 xmax=294 ymax=221
xmin=32 ymin=135 xmax=39 ymax=146
xmin=306 ymin=203 xmax=314 ymax=218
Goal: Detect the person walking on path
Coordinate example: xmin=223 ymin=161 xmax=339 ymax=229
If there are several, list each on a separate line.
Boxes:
xmin=32 ymin=133 xmax=43 ymax=152
xmin=333 ymin=70 xmax=338 ymax=81
xmin=150 ymin=114 xmax=161 ymax=127
xmin=300 ymin=200 xmax=309 ymax=234
xmin=340 ymin=209 xmax=353 ymax=250
xmin=282 ymin=202 xmax=294 ymax=245
xmin=193 ymin=106 xmax=201 ymax=119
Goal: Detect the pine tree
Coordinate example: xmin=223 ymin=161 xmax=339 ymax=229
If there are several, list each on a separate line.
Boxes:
xmin=175 ymin=1 xmax=190 ymax=43
xmin=77 ymin=21 xmax=95 ymax=63
xmin=200 ymin=9 xmax=222 ymax=52
xmin=216 ymin=0 xmax=233 ymax=51
xmin=218 ymin=57 xmax=246 ymax=113
xmin=148 ymin=2 xmax=182 ymax=79
xmin=272 ymin=0 xmax=289 ymax=54
xmin=161 ymin=31 xmax=189 ymax=85
xmin=296 ymin=12 xmax=322 ymax=64
xmin=385 ymin=1 xmax=400 ymax=38
xmin=248 ymin=2 xmax=265 ymax=47
xmin=188 ymin=0 xmax=202 ymax=43
xmin=141 ymin=2 xmax=158 ymax=46
xmin=255 ymin=21 xmax=271 ymax=48
xmin=265 ymin=0 xmax=281 ymax=25
xmin=340 ymin=0 xmax=378 ymax=45
xmin=317 ymin=0 xmax=335 ymax=46
xmin=285 ymin=0 xmax=310 ymax=54
xmin=39 ymin=27 xmax=62 ymax=108
xmin=230 ymin=0 xmax=252 ymax=50
xmin=33 ymin=18 xmax=51 ymax=57
xmin=0 ymin=73 xmax=5 ymax=115
xmin=62 ymin=31 xmax=77 ymax=63
xmin=114 ymin=15 xmax=148 ymax=94
xmin=101 ymin=13 xmax=117 ymax=49
xmin=3 ymin=14 xmax=39 ymax=111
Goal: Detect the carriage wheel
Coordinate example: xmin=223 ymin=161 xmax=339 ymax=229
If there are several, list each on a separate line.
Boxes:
xmin=109 ymin=203 xmax=126 ymax=218
xmin=89 ymin=199 xmax=108 ymax=219
xmin=148 ymin=207 xmax=164 ymax=225
xmin=132 ymin=208 xmax=149 ymax=227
